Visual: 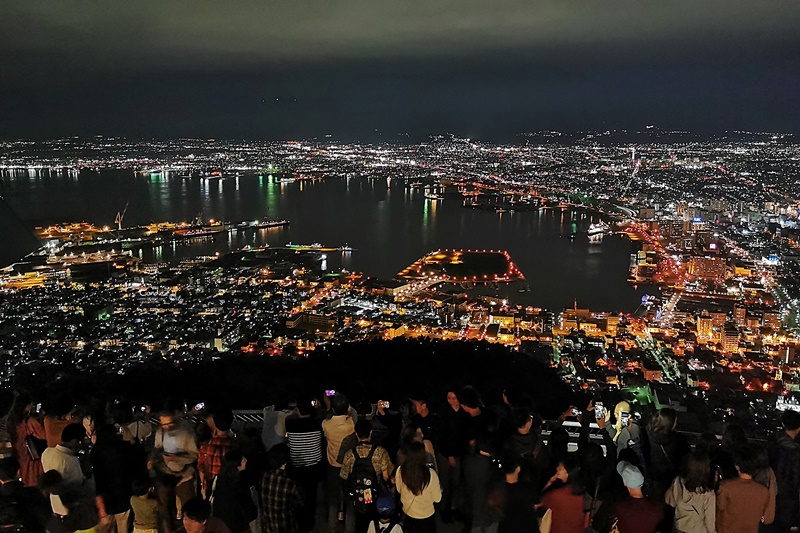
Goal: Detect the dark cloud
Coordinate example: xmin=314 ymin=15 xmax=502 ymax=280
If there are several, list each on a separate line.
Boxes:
xmin=1 ymin=1 xmax=799 ymax=140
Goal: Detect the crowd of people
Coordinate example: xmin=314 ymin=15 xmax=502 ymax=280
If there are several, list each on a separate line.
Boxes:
xmin=1 ymin=385 xmax=799 ymax=533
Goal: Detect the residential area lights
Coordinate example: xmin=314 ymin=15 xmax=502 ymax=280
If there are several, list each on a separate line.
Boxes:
xmin=2 ymin=133 xmax=800 ymax=434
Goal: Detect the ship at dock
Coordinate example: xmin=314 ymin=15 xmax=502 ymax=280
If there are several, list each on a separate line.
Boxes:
xmin=257 ymin=219 xmax=290 ymax=229
xmin=587 ymin=221 xmax=611 ymax=237
xmin=285 ymin=243 xmax=354 ymax=252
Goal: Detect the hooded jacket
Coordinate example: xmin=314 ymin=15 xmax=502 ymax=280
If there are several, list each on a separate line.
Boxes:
xmin=664 ymin=476 xmax=716 ymax=533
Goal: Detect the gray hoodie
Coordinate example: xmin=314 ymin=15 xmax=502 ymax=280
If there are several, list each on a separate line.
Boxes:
xmin=665 ymin=476 xmax=716 ymax=533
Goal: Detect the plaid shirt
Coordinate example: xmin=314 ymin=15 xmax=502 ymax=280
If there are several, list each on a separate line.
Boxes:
xmin=260 ymin=469 xmax=304 ymax=533
xmin=197 ymin=432 xmax=232 ymax=493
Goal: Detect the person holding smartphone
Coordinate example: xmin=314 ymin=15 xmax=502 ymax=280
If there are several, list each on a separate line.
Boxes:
xmin=608 ymin=401 xmax=641 ymax=455
xmin=149 ymin=411 xmax=198 ymax=520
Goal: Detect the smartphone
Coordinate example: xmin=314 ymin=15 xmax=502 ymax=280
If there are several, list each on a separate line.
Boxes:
xmin=140 ymin=405 xmax=147 ymax=412
xmin=379 ymin=400 xmax=390 ymax=409
xmin=571 ymin=408 xmax=580 ymax=417
xmin=194 ymin=402 xmax=205 ymax=411
xmin=311 ymin=399 xmax=319 ymax=408
xmin=621 ymin=412 xmax=630 ymax=425
xmin=594 ymin=402 xmax=604 ymax=419
xmin=35 ymin=403 xmax=42 ymax=413
xmin=325 ymin=389 xmax=336 ymax=397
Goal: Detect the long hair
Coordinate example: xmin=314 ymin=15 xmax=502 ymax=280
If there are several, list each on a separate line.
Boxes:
xmin=611 ymin=401 xmax=631 ymax=442
xmin=681 ymin=453 xmax=711 ymax=493
xmin=561 ymin=453 xmax=585 ymax=495
xmin=401 ymin=441 xmax=431 ymax=496
xmin=397 ymin=424 xmax=423 ymax=466
xmin=399 ymin=424 xmax=420 ymax=449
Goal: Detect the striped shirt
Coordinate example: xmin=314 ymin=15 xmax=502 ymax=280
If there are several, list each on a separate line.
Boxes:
xmin=285 ymin=417 xmax=323 ymax=467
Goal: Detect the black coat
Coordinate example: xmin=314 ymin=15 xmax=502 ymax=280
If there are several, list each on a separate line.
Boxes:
xmin=90 ymin=437 xmax=148 ymax=515
xmin=645 ymin=429 xmax=689 ymax=496
xmin=212 ymin=471 xmax=257 ymax=533
xmin=767 ymin=431 xmax=800 ymax=527
xmin=436 ymin=406 xmax=470 ymax=458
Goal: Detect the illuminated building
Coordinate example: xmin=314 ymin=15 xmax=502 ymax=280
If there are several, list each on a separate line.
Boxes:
xmin=638 ymin=207 xmax=656 ymax=220
xmin=687 ymin=256 xmax=728 ymax=279
xmin=643 ymin=365 xmax=663 ymax=382
xmin=489 ymin=312 xmax=516 ymax=327
xmin=734 ymin=305 xmax=747 ymax=326
xmin=697 ymin=312 xmax=713 ymax=341
xmin=722 ymin=323 xmax=740 ymax=354
xmin=710 ymin=312 xmax=727 ymax=327
xmin=285 ymin=311 xmax=337 ymax=330
xmin=763 ymin=312 xmax=781 ymax=330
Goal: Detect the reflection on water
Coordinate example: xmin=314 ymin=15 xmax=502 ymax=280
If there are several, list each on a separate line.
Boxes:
xmin=1 ymin=169 xmax=656 ymax=311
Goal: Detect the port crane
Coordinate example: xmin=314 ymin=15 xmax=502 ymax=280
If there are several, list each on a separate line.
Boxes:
xmin=115 ymin=202 xmax=129 ymax=231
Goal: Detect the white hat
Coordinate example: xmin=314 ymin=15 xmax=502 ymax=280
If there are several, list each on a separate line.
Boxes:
xmin=616 ymin=460 xmax=644 ymax=489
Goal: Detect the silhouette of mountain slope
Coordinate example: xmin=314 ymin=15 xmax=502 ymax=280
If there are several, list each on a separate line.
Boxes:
xmin=0 ymin=197 xmax=40 ymax=267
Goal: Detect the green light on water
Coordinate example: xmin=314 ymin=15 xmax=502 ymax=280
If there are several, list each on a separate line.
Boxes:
xmin=266 ymin=179 xmax=277 ymax=213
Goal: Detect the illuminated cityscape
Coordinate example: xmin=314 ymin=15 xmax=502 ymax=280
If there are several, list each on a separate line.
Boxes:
xmin=2 ymin=3 xmax=800 ymax=532
xmin=1 ymin=134 xmax=800 ymax=435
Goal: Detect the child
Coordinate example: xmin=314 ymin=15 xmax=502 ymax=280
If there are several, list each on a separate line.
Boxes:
xmin=368 ymin=496 xmax=403 ymax=533
xmin=130 ymin=479 xmax=165 ymax=533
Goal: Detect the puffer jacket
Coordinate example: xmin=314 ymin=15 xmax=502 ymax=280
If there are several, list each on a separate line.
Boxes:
xmin=664 ymin=476 xmax=716 ymax=533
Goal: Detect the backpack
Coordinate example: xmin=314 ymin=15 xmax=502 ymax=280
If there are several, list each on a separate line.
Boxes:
xmin=348 ymin=445 xmax=380 ymax=513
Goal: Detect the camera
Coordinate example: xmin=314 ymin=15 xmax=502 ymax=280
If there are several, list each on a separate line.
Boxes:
xmin=194 ymin=402 xmax=205 ymax=411
xmin=571 ymin=408 xmax=580 ymax=417
xmin=325 ymin=389 xmax=336 ymax=397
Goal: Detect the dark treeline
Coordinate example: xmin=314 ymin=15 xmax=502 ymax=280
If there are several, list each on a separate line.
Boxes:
xmin=2 ymin=339 xmax=571 ymax=418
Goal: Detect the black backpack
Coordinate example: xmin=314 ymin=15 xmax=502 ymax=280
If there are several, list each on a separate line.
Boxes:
xmin=348 ymin=445 xmax=379 ymax=513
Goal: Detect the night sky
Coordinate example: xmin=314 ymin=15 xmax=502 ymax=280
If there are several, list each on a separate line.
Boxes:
xmin=2 ymin=1 xmax=799 ymax=141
